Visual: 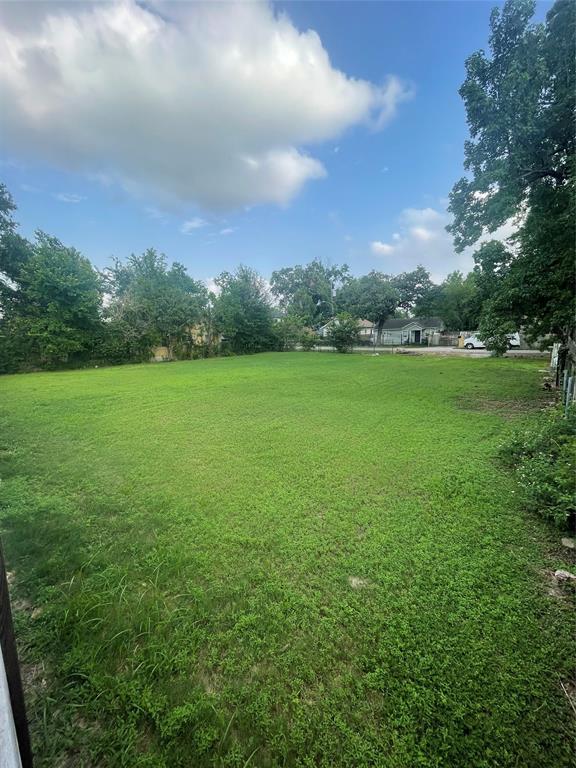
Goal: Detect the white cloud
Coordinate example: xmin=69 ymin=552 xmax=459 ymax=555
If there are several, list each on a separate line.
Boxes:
xmin=370 ymin=205 xmax=517 ymax=279
xmin=0 ymin=1 xmax=410 ymax=210
xmin=371 ymin=241 xmax=395 ymax=256
xmin=180 ymin=217 xmax=207 ymax=234
xmin=54 ymin=192 xmax=84 ymax=203
xmin=220 ymin=228 xmax=235 ymax=236
xmin=410 ymin=226 xmax=435 ymax=242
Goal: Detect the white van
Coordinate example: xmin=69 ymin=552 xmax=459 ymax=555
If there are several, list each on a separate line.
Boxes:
xmin=463 ymin=332 xmax=520 ymax=350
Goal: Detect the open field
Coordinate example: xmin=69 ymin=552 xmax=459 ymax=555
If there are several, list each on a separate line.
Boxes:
xmin=0 ymin=353 xmax=574 ymax=767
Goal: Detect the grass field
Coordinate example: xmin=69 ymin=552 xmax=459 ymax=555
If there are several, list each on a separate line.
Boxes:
xmin=1 ymin=353 xmax=574 ymax=767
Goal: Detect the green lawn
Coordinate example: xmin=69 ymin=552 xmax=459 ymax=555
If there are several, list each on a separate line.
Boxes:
xmin=1 ymin=353 xmax=574 ymax=767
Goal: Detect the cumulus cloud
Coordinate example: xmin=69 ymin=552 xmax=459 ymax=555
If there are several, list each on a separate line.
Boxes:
xmin=371 ymin=241 xmax=395 ymax=256
xmin=370 ymin=206 xmax=516 ymax=279
xmin=220 ymin=228 xmax=235 ymax=236
xmin=0 ymin=1 xmax=410 ymax=210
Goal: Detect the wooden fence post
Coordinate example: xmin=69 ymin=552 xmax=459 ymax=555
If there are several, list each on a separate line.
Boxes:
xmin=0 ymin=540 xmax=33 ymax=767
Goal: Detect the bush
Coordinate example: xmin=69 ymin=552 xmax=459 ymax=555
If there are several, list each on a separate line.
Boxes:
xmin=499 ymin=406 xmax=576 ymax=528
xmin=326 ymin=313 xmax=360 ymax=353
xmin=273 ymin=315 xmax=306 ymax=351
xmin=299 ymin=330 xmax=316 ymax=351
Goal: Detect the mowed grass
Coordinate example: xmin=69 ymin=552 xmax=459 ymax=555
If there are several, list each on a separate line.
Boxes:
xmin=0 ymin=353 xmax=574 ymax=768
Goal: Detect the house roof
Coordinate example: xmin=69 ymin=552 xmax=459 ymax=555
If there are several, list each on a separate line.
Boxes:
xmin=318 ymin=318 xmax=374 ymax=330
xmin=381 ymin=316 xmax=444 ymax=330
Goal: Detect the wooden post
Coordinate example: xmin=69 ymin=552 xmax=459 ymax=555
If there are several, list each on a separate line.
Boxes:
xmin=0 ymin=541 xmax=33 ymax=767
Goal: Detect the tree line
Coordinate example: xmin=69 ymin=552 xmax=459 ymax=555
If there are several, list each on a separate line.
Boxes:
xmin=0 ymin=188 xmax=487 ymax=371
xmin=0 ymin=0 xmax=573 ymax=372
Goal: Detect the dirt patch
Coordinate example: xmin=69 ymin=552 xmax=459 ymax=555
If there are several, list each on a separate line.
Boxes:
xmin=543 ymin=569 xmax=576 ymax=600
xmin=20 ymin=660 xmax=47 ymax=692
xmin=456 ymin=395 xmax=553 ymax=418
xmin=348 ymin=576 xmax=372 ymax=589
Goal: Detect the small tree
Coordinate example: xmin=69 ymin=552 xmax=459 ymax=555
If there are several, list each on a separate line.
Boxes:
xmin=273 ymin=314 xmax=305 ymax=351
xmin=327 ymin=313 xmax=360 ymax=353
xmin=214 ymin=265 xmax=274 ymax=354
xmin=299 ymin=329 xmax=317 ymax=351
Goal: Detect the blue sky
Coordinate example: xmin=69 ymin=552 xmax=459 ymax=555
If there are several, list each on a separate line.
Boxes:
xmin=0 ymin=1 xmax=550 ymax=284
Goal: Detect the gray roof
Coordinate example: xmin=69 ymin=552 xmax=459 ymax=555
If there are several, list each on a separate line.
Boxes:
xmin=381 ymin=316 xmax=444 ymax=330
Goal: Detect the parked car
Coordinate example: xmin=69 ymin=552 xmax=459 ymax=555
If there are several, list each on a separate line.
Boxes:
xmin=463 ymin=332 xmax=520 ymax=350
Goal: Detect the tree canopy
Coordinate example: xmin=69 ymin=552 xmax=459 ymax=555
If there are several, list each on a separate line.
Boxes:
xmin=337 ymin=271 xmax=400 ymax=342
xmin=105 ymin=249 xmax=208 ymax=358
xmin=448 ymin=0 xmax=575 ymax=343
xmin=1 ymin=231 xmax=102 ymax=369
xmin=270 ymin=260 xmax=350 ymax=326
xmin=214 ymin=265 xmax=275 ymax=354
xmin=415 ymin=271 xmax=481 ymax=331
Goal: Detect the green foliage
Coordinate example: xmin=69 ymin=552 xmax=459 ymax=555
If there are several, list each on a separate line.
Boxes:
xmin=326 ymin=312 xmax=360 ymax=352
xmin=337 ymin=271 xmax=399 ymax=342
xmin=392 ymin=265 xmax=433 ymax=311
xmin=0 ymin=231 xmax=103 ymax=371
xmin=105 ymin=249 xmax=208 ymax=359
xmin=477 ymin=302 xmax=518 ymax=355
xmin=270 ymin=260 xmax=349 ymax=326
xmin=415 ymin=271 xmax=482 ymax=331
xmin=0 ymin=181 xmax=17 ymax=237
xmin=1 ymin=355 xmax=574 ymax=767
xmin=500 ymin=406 xmax=576 ymax=527
xmin=448 ymin=0 xmax=576 ymax=343
xmin=299 ymin=328 xmax=317 ymax=351
xmin=214 ymin=265 xmax=275 ymax=354
xmin=272 ymin=313 xmax=306 ymax=351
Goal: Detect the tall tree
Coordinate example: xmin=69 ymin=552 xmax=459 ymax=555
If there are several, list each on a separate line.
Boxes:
xmin=1 ymin=231 xmax=103 ymax=369
xmin=415 ymin=271 xmax=482 ymax=331
xmin=337 ymin=271 xmax=399 ymax=344
xmin=106 ymin=249 xmax=207 ymax=358
xmin=392 ymin=265 xmax=433 ymax=311
xmin=270 ymin=260 xmax=350 ymax=326
xmin=447 ymin=0 xmax=575 ymax=342
xmin=214 ymin=265 xmax=274 ymax=353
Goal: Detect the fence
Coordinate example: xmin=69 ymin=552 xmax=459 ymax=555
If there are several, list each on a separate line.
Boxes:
xmin=0 ymin=541 xmax=32 ymax=767
xmin=551 ymin=337 xmax=576 ymax=412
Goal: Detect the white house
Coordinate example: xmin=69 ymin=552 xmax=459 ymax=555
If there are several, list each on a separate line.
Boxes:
xmin=318 ymin=316 xmax=444 ymax=345
xmin=317 ymin=318 xmax=374 ymax=339
xmin=379 ymin=317 xmax=444 ymax=345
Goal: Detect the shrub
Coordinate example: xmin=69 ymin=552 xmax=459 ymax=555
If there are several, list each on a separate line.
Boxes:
xmin=499 ymin=406 xmax=576 ymax=528
xmin=299 ymin=329 xmax=317 ymax=351
xmin=273 ymin=315 xmax=306 ymax=351
xmin=326 ymin=313 xmax=360 ymax=353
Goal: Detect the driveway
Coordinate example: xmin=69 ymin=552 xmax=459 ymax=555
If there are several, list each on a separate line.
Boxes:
xmin=313 ymin=345 xmax=549 ymax=359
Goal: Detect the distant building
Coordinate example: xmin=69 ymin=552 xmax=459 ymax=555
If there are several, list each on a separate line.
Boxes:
xmin=379 ymin=317 xmax=444 ymax=345
xmin=317 ymin=316 xmax=445 ymax=345
xmin=317 ymin=318 xmax=374 ymax=339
